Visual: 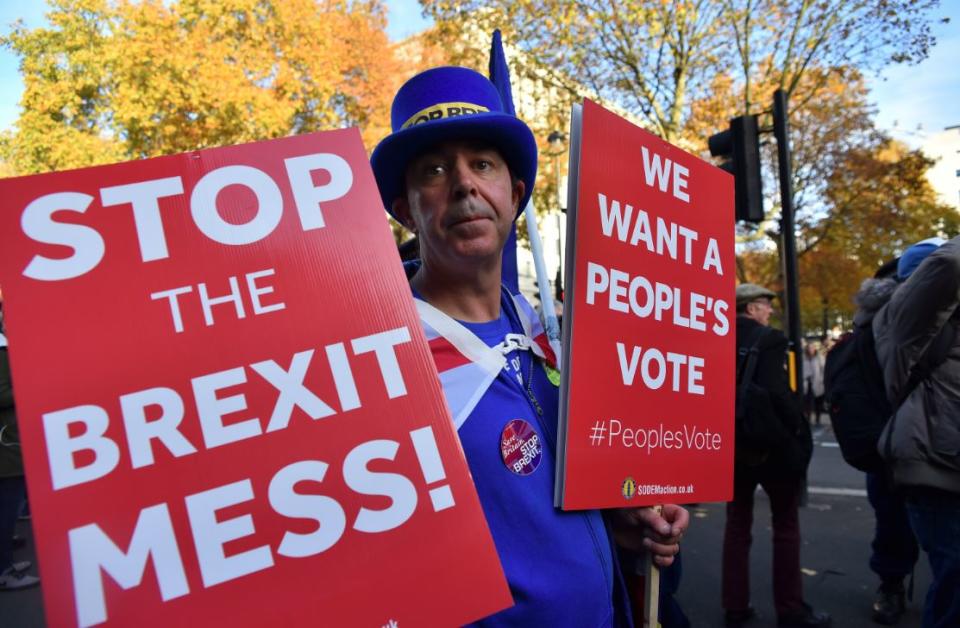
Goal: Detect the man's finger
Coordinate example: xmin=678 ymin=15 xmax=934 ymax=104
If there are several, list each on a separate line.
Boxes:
xmin=631 ymin=506 xmax=672 ymax=536
xmin=661 ymin=504 xmax=691 ymax=536
xmin=643 ymin=528 xmax=683 ymax=545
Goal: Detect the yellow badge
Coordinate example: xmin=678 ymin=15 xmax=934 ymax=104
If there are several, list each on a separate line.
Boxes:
xmin=542 ymin=362 xmax=561 ymax=386
xmin=621 ymin=476 xmax=637 ymax=500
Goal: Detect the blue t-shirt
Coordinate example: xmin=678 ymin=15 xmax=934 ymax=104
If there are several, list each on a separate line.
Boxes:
xmin=454 ymin=292 xmax=620 ymax=627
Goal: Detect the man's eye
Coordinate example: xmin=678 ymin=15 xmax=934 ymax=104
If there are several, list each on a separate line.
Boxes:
xmin=475 ymin=159 xmax=492 ymax=170
xmin=423 ymin=163 xmax=445 ymax=176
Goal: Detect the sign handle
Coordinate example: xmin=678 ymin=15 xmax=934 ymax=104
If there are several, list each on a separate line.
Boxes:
xmin=643 ymin=504 xmax=663 ymax=628
xmin=522 ymin=198 xmax=562 ymax=368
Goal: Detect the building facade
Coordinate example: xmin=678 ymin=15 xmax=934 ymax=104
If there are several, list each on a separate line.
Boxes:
xmin=922 ymin=125 xmax=960 ymax=211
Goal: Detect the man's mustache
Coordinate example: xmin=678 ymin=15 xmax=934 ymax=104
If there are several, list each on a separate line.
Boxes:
xmin=443 ymin=201 xmax=495 ymax=227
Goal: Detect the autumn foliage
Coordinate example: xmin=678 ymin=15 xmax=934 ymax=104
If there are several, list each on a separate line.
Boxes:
xmin=1 ymin=0 xmax=402 ymax=174
xmin=1 ymin=0 xmax=954 ymax=331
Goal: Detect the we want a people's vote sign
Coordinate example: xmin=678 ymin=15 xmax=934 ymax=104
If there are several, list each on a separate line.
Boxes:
xmin=556 ymin=100 xmax=735 ymax=510
xmin=0 ymin=131 xmax=511 ymax=627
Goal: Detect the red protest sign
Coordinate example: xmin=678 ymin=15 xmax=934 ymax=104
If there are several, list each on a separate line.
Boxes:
xmin=0 ymin=130 xmax=511 ymax=627
xmin=557 ymin=100 xmax=735 ymax=510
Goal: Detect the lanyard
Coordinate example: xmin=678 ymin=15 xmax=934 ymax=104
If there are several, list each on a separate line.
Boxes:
xmin=415 ymin=291 xmax=552 ymax=430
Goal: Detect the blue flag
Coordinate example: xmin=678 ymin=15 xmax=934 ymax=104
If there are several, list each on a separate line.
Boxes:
xmin=489 ymin=30 xmax=517 ymax=116
xmin=489 ymin=30 xmax=520 ymax=294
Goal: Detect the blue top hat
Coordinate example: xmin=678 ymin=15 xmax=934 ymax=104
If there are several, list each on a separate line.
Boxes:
xmin=371 ymin=66 xmax=538 ymax=223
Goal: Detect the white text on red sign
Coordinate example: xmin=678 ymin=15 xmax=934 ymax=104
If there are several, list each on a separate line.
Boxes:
xmin=20 ymin=154 xmax=351 ymax=281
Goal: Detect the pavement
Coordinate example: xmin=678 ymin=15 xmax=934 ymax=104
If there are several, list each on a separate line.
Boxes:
xmin=0 ymin=420 xmax=932 ymax=627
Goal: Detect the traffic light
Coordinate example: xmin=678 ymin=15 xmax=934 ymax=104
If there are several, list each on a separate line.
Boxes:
xmin=708 ymin=115 xmax=763 ymax=222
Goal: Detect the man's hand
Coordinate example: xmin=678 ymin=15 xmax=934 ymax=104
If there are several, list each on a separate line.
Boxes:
xmin=610 ymin=504 xmax=689 ymax=567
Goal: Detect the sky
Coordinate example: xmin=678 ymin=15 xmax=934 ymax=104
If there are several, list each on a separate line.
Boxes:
xmin=0 ymin=1 xmax=957 ymax=146
xmin=868 ymin=7 xmax=960 ymax=143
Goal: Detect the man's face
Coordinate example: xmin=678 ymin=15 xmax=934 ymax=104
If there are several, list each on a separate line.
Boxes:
xmin=393 ymin=139 xmax=524 ymax=267
xmin=746 ymin=297 xmax=774 ymax=326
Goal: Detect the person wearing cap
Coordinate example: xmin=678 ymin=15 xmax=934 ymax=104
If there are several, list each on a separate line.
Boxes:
xmin=873 ymin=236 xmax=960 ymax=628
xmin=723 ymin=283 xmax=827 ymax=628
xmin=371 ymin=66 xmax=688 ymax=626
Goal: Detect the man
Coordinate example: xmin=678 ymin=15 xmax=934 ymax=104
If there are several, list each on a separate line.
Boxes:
xmin=723 ymin=284 xmax=828 ymax=627
xmin=849 ymin=260 xmax=919 ymax=625
xmin=371 ymin=66 xmax=688 ymax=626
xmin=874 ymin=236 xmax=960 ymax=628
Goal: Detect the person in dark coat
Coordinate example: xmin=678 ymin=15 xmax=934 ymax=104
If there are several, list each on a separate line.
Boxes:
xmin=874 ymin=236 xmax=960 ymax=628
xmin=0 ymin=294 xmax=40 ymax=590
xmin=722 ymin=283 xmax=828 ymax=627
xmin=850 ymin=260 xmax=919 ymax=626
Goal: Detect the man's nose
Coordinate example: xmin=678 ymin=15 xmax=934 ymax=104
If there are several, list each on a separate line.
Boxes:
xmin=450 ymin=160 xmax=479 ymax=198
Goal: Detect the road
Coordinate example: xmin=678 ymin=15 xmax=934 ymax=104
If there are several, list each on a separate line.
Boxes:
xmin=675 ymin=421 xmax=930 ymax=627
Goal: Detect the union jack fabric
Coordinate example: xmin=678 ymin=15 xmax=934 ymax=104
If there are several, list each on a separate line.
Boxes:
xmin=416 ymin=292 xmax=560 ymax=430
xmin=508 ymin=293 xmax=560 ymax=370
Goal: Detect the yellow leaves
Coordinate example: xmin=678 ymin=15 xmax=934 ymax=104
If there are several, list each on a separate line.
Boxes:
xmin=4 ymin=109 xmax=125 ymax=174
xmin=875 ymin=141 xmax=908 ymax=164
xmin=2 ymin=0 xmax=400 ymax=175
xmin=802 ymin=134 xmax=960 ymax=324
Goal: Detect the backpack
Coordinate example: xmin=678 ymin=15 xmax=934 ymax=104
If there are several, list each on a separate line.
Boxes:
xmin=824 ymin=319 xmax=955 ymax=473
xmin=823 ymin=325 xmax=889 ymax=472
xmin=735 ymin=327 xmax=792 ymax=464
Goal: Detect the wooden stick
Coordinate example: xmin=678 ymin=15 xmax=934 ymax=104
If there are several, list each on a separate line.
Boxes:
xmin=643 ymin=504 xmax=663 ymax=628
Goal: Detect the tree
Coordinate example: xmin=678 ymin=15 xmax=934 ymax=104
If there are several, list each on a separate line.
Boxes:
xmin=720 ymin=0 xmax=944 ymax=115
xmin=422 ymin=0 xmax=726 ymax=144
xmin=795 ymin=138 xmax=957 ymax=330
xmin=1 ymin=0 xmax=402 ymax=175
xmin=420 ymin=0 xmax=949 ymax=259
xmin=685 ymin=65 xmax=880 ymax=234
xmin=822 ymin=138 xmax=959 ymax=269
xmin=797 ymin=239 xmax=865 ymax=334
xmin=711 ymin=0 xmax=947 ymax=262
xmin=737 ymin=136 xmax=959 ymax=333
xmin=422 ymin=0 xmax=946 ymax=144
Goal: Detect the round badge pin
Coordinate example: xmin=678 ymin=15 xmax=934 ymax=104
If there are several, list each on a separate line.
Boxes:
xmin=500 ymin=419 xmax=542 ymax=476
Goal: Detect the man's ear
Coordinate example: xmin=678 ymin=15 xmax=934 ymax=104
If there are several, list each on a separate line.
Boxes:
xmin=512 ymin=179 xmax=526 ymax=213
xmin=392 ymin=197 xmax=415 ymax=232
